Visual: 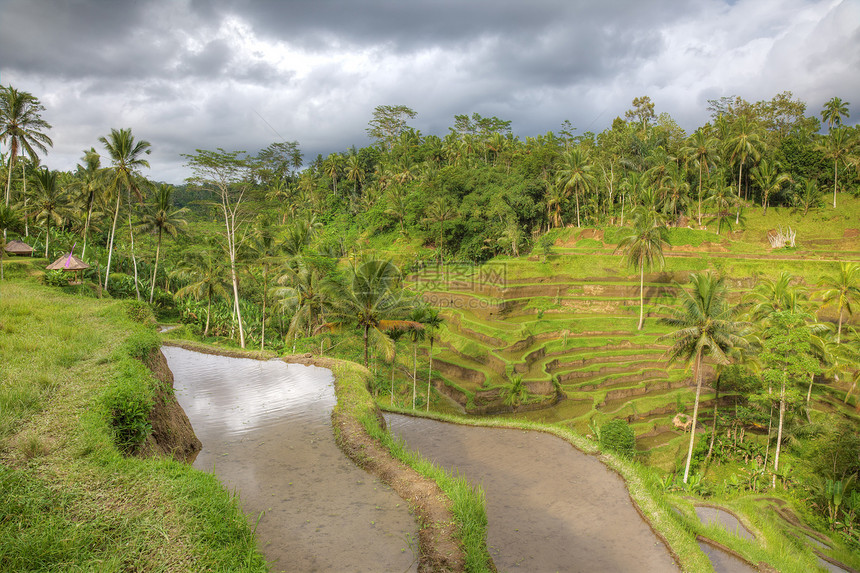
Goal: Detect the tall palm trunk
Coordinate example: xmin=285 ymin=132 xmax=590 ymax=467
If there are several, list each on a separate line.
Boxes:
xmin=127 ymin=197 xmax=141 ymax=300
xmin=426 ymin=337 xmax=434 ymax=412
xmin=260 ymin=264 xmax=268 ymax=351
xmin=773 ymin=371 xmax=787 ymax=488
xmin=4 ymin=143 xmax=16 ymax=208
xmin=683 ymin=351 xmax=703 ymax=484
xmin=149 ymin=229 xmax=162 ymax=303
xmin=204 ymin=290 xmax=212 ymax=337
xmin=104 ymin=191 xmax=122 ymax=291
xmin=736 ymin=161 xmax=743 ymax=225
xmin=833 ymin=161 xmax=838 ymax=209
xmin=638 ymin=263 xmax=645 ymax=330
xmin=412 ymin=342 xmax=418 ymax=409
xmin=391 ymin=346 xmax=397 ymax=403
xmin=82 ymin=198 xmax=94 ymax=260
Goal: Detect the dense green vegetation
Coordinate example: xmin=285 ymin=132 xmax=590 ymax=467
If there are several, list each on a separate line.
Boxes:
xmin=3 ymin=83 xmax=860 ymax=570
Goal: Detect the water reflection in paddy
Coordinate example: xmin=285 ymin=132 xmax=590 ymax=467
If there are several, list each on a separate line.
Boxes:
xmin=163 ymin=346 xmax=416 ymax=573
xmin=385 ymin=413 xmax=678 ymax=572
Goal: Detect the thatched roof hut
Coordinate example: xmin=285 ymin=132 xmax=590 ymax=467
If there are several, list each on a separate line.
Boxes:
xmin=46 ymin=253 xmax=90 ymax=271
xmin=4 ymin=240 xmax=34 ymax=256
xmin=46 ymin=253 xmax=90 ymax=284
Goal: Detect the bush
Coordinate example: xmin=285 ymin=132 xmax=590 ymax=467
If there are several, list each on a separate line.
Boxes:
xmin=599 ymin=418 xmax=635 ymax=458
xmin=102 ymin=361 xmax=154 ymax=454
xmin=42 ymin=269 xmax=68 ymax=287
xmin=123 ymin=300 xmax=155 ymax=325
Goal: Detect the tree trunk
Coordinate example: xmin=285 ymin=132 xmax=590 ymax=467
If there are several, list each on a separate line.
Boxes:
xmin=773 ymin=373 xmax=787 ymax=488
xmin=128 ymin=203 xmax=141 ymax=301
xmin=697 ymin=162 xmax=703 ymax=227
xmin=260 ymin=265 xmax=268 ymax=351
xmin=833 ymin=161 xmax=838 ymax=209
xmin=363 ymin=324 xmax=369 ymax=367
xmin=412 ymin=342 xmax=417 ymax=410
xmin=736 ymin=161 xmax=743 ymax=225
xmin=104 ymin=191 xmax=122 ymax=291
xmin=149 ymin=230 xmax=162 ymax=304
xmin=637 ymin=263 xmax=645 ymax=331
xmin=426 ymin=338 xmax=434 ymax=412
xmin=4 ymin=148 xmax=15 ymax=208
xmin=683 ymin=351 xmax=703 ymax=484
xmin=706 ymin=374 xmax=721 ymax=463
xmin=390 ymin=347 xmax=397 ymax=404
xmin=204 ymin=294 xmax=211 ymax=337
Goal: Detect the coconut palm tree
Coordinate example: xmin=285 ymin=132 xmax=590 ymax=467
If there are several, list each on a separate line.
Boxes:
xmin=136 ymin=184 xmax=187 ymax=303
xmin=173 ymin=248 xmax=230 ymax=337
xmin=423 ymin=308 xmax=444 ymax=412
xmin=682 ymin=127 xmax=719 ymax=226
xmin=751 ymin=160 xmax=791 ymax=216
xmin=29 ymin=168 xmax=69 ymax=258
xmin=818 ymin=127 xmax=853 ymax=209
xmin=406 ymin=306 xmax=428 ymax=409
xmin=817 ymin=262 xmax=860 ymax=344
xmin=326 ymin=258 xmax=419 ymax=368
xmin=424 ymin=196 xmax=458 ymax=264
xmin=98 ymin=128 xmax=151 ymax=293
xmin=725 ymin=118 xmax=762 ymax=223
xmin=615 ymin=209 xmax=670 ymax=330
xmin=272 ymin=258 xmax=332 ymax=340
xmin=821 ymin=97 xmax=850 ymax=131
xmin=556 ymin=147 xmax=596 ymax=227
xmin=0 ymin=86 xmax=53 ymax=210
xmin=68 ymin=148 xmax=106 ymax=260
xmin=659 ymin=272 xmax=747 ymax=484
xmin=246 ymin=214 xmax=282 ymax=349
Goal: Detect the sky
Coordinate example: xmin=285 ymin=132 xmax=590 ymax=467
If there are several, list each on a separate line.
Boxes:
xmin=1 ymin=0 xmax=859 ymax=184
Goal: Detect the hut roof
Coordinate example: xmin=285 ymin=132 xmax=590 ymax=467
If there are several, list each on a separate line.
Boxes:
xmin=46 ymin=253 xmax=90 ymax=271
xmin=4 ymin=240 xmax=34 ymax=255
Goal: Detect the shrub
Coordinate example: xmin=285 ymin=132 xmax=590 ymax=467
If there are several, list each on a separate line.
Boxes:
xmin=102 ymin=362 xmax=154 ymax=454
xmin=42 ymin=269 xmax=68 ymax=287
xmin=599 ymin=418 xmax=635 ymax=458
xmin=123 ymin=299 xmax=155 ymax=325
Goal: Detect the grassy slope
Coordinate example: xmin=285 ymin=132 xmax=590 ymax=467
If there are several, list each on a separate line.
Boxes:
xmin=0 ymin=277 xmax=267 ymax=572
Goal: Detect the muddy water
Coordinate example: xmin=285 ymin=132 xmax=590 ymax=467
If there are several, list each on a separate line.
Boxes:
xmin=385 ymin=413 xmax=678 ymax=572
xmin=695 ymin=506 xmax=755 ymax=540
xmin=162 ymin=347 xmax=417 ymax=573
xmin=696 ymin=540 xmax=758 ymax=573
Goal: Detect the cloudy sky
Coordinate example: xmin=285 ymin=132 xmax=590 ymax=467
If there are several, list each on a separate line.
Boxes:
xmin=2 ymin=0 xmax=859 ymax=183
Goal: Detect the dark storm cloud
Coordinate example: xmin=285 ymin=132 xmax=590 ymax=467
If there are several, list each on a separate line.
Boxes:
xmin=0 ymin=0 xmax=857 ymax=182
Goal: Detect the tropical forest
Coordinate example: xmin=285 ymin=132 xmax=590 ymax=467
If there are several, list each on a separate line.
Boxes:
xmin=2 ymin=85 xmax=860 ymax=572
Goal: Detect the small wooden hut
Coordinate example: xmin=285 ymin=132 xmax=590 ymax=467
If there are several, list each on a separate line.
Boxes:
xmin=4 ymin=240 xmax=34 ymax=256
xmin=46 ymin=253 xmax=90 ymax=284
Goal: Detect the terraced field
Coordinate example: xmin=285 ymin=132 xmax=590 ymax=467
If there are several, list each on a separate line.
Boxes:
xmin=407 ymin=221 xmax=860 ymax=470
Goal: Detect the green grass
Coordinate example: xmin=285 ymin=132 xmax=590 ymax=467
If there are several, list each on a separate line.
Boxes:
xmin=0 ymin=279 xmax=267 ymax=571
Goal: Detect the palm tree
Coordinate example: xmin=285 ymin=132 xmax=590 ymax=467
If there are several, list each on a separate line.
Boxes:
xmin=818 ymin=127 xmax=853 ymax=209
xmin=423 ymin=308 xmax=444 ymax=412
xmin=407 ymin=306 xmax=427 ymax=409
xmin=272 ymin=258 xmax=332 ymax=339
xmin=68 ymin=148 xmax=105 ymax=260
xmin=751 ymin=160 xmax=791 ymax=216
xmin=615 ymin=209 xmax=670 ymax=330
xmin=821 ymin=97 xmax=850 ymax=131
xmin=725 ymin=118 xmax=762 ymax=223
xmin=556 ymin=148 xmax=596 ymax=227
xmin=98 ymin=128 xmax=151 ymax=293
xmin=246 ymin=214 xmax=282 ymax=349
xmin=136 ymin=184 xmax=188 ymax=303
xmin=327 ymin=259 xmax=418 ymax=368
xmin=345 ymin=152 xmax=365 ymax=196
xmin=744 ymin=272 xmax=808 ymax=322
xmin=29 ymin=168 xmax=69 ymax=258
xmin=323 ymin=153 xmax=343 ymax=197
xmin=424 ymin=196 xmax=458 ymax=264
xmin=173 ymin=248 xmax=229 ymax=337
xmin=682 ymin=128 xmax=718 ymax=226
xmin=817 ymin=262 xmax=860 ymax=344
xmin=0 ymin=86 xmax=53 ymax=210
xmin=659 ymin=272 xmax=747 ymax=483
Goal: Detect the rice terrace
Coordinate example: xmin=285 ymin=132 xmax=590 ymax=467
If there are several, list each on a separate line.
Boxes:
xmin=2 ymin=80 xmax=860 ymax=572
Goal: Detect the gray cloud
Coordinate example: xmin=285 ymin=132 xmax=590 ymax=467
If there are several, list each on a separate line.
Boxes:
xmin=0 ymin=0 xmax=857 ymax=183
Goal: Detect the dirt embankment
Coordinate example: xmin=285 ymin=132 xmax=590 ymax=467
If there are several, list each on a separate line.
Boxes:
xmin=284 ymin=354 xmax=471 ymax=573
xmin=141 ymin=348 xmax=202 ymax=463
